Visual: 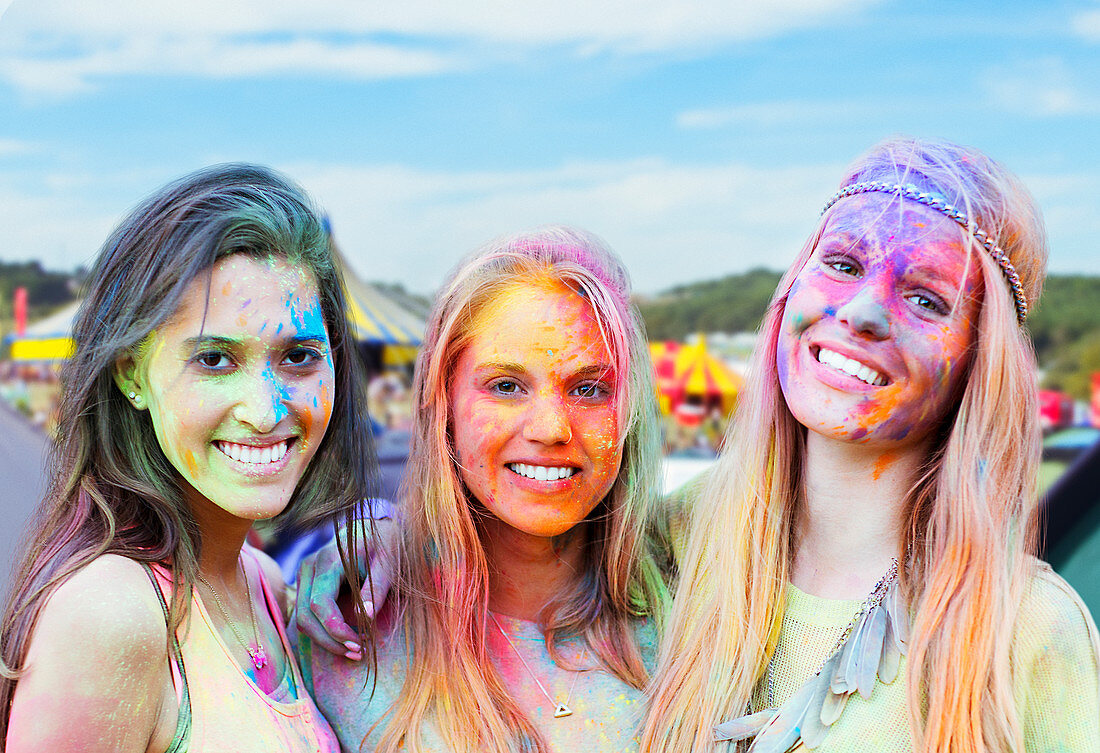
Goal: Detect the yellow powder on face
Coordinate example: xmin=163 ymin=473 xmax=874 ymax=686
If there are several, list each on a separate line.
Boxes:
xmin=237 ymin=314 xmax=248 ymax=327
xmin=184 ymin=449 xmax=199 ymax=478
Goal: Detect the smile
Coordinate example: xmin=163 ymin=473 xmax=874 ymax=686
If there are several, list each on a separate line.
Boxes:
xmin=214 ymin=439 xmax=291 ymax=465
xmin=506 ymin=463 xmax=578 ymax=481
xmin=815 ymin=347 xmax=888 ymax=387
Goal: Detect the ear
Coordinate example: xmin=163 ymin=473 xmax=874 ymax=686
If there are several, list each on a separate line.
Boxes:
xmin=113 ymin=352 xmax=148 ymax=411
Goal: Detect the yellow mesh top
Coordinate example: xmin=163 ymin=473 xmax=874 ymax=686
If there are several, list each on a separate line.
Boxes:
xmin=745 ymin=565 xmax=1100 ymax=752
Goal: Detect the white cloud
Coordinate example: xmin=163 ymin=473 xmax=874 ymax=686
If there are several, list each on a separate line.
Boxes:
xmin=286 ymin=158 xmax=840 ymax=293
xmin=0 ymin=0 xmax=879 ymax=94
xmin=677 ymin=100 xmax=878 ymax=129
xmin=982 ymin=57 xmax=1100 ymax=117
xmin=1071 ymin=9 xmax=1100 ymax=40
xmin=4 ymin=156 xmax=1099 ymax=296
xmin=0 ymin=138 xmax=32 ymax=156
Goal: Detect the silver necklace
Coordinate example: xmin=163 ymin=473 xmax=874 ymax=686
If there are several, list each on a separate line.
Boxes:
xmin=490 ymin=613 xmax=586 ymax=719
xmin=196 ymin=558 xmax=269 ymax=670
xmin=764 ymin=559 xmax=899 ymax=708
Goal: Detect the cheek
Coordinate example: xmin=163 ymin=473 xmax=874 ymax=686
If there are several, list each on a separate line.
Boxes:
xmin=581 ymin=408 xmax=622 ymax=483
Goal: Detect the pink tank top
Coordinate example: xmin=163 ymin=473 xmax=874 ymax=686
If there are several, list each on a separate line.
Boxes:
xmin=148 ymin=554 xmax=340 ymax=753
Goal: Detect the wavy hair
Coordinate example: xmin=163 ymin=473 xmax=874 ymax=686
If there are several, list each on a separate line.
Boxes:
xmin=376 ymin=226 xmax=667 ymax=753
xmin=641 ymin=136 xmax=1050 ymax=752
xmin=0 ymin=163 xmax=377 ymax=735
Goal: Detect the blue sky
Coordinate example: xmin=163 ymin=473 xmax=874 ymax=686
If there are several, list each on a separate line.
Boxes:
xmin=1 ymin=0 xmax=1098 ymax=295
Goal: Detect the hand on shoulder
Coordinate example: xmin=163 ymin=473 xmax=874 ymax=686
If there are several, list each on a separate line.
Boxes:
xmin=6 ymin=554 xmax=175 ymax=753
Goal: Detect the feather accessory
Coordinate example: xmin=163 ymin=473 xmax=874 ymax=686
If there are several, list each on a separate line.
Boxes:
xmin=713 ymin=561 xmax=908 ymax=752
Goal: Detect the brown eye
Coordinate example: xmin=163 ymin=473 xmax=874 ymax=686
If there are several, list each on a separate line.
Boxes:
xmin=284 ymin=348 xmax=321 ymax=367
xmin=196 ymin=352 xmax=232 ymax=370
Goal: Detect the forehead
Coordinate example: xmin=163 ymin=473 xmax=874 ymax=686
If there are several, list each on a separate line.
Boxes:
xmin=815 ymin=193 xmax=981 ymax=283
xmin=462 ymin=279 xmax=611 ymax=365
xmin=164 ymin=254 xmax=323 ymax=335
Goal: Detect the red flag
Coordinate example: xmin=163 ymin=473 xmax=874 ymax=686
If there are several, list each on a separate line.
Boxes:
xmin=1091 ymin=373 xmax=1100 ymax=429
xmin=13 ymin=287 xmax=27 ymax=336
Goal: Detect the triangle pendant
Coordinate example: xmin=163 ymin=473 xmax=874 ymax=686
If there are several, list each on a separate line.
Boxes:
xmin=553 ymin=703 xmax=573 ymax=718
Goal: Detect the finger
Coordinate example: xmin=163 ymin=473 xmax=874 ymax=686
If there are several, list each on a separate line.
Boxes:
xmin=309 ymin=541 xmax=363 ymax=653
xmin=361 ymin=547 xmax=395 ymax=619
xmin=294 ymin=551 xmax=357 ymax=657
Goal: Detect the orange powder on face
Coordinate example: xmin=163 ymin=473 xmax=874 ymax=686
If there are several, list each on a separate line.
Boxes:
xmin=222 ymin=281 xmax=232 ymax=297
xmin=872 ymin=449 xmax=900 ymax=481
xmin=237 ymin=314 xmax=248 ymax=327
xmin=853 ymin=382 xmax=904 ymax=430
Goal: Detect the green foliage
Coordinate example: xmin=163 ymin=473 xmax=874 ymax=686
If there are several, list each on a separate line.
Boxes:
xmin=0 ymin=260 xmax=82 ymax=324
xmin=637 ymin=268 xmax=782 ymax=341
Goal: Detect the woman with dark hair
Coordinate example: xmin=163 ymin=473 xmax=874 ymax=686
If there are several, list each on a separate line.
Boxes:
xmin=1 ymin=164 xmax=375 ymax=751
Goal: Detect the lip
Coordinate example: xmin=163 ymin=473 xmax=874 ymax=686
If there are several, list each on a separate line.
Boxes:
xmin=809 ymin=340 xmax=892 ymax=385
xmin=505 ymin=459 xmax=583 ymax=490
xmin=213 ymin=437 xmax=297 ymax=477
xmin=804 ymin=342 xmax=890 ymax=392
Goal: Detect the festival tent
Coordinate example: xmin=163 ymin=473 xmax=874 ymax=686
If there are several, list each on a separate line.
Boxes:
xmin=5 ymin=299 xmax=80 ymax=362
xmin=662 ymin=335 xmax=743 ymax=416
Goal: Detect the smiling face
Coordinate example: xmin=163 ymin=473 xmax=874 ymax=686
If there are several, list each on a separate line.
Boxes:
xmin=449 ymin=279 xmax=624 ymax=539
xmin=777 ymin=192 xmax=984 ymax=447
xmin=129 ymin=254 xmax=335 ymax=521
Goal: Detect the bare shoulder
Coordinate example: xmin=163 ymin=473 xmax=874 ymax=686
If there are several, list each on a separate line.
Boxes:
xmin=7 ymin=554 xmax=170 ymax=751
xmin=37 ymin=554 xmax=167 ymax=653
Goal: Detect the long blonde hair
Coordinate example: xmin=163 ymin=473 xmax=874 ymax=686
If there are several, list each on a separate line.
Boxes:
xmin=641 ymin=136 xmax=1050 ymax=752
xmin=376 ymin=226 xmax=668 ymax=753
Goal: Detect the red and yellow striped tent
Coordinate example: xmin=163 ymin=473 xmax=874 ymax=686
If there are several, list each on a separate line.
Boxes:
xmin=650 ymin=336 xmax=742 ymax=416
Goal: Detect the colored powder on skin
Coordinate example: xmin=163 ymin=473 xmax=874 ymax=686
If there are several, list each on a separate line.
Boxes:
xmin=222 ymin=281 xmax=232 ymax=297
xmin=184 ymin=449 xmax=199 ymax=478
xmin=237 ymin=314 xmax=248 ymax=327
xmin=872 ymin=450 xmax=899 ymax=481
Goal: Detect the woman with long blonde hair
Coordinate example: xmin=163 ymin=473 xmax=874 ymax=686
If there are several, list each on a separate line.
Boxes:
xmin=296 ymin=226 xmax=673 ymax=752
xmin=641 ymin=137 xmax=1100 ymax=752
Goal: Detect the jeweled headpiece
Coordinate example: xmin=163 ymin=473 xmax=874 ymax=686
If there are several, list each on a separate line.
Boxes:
xmin=821 ymin=181 xmax=1028 ymax=324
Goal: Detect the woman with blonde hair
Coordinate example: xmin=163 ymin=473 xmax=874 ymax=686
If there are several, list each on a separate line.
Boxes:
xmin=641 ymin=137 xmax=1100 ymax=752
xmin=297 ymin=226 xmax=672 ymax=752
xmin=1 ymin=164 xmax=374 ymax=751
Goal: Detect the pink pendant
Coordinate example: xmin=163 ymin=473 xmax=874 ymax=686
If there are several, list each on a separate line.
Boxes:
xmin=249 ymin=643 xmax=269 ymax=670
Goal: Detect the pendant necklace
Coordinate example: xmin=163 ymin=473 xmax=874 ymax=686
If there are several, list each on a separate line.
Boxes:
xmin=196 ymin=558 xmax=269 ymax=670
xmin=714 ymin=558 xmax=908 ymax=751
xmin=491 ymin=613 xmax=586 ymax=719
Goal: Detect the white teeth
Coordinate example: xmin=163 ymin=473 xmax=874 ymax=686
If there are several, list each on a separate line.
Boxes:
xmin=508 ymin=463 xmax=577 ymax=481
xmin=816 ymin=348 xmax=886 ymax=387
xmin=216 ymin=440 xmax=289 ymax=465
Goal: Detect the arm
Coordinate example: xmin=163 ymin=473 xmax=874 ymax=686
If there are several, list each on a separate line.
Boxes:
xmin=1016 ymin=566 xmax=1100 ymax=751
xmin=294 ymin=516 xmax=398 ymax=657
xmin=6 ymin=555 xmax=175 ymax=753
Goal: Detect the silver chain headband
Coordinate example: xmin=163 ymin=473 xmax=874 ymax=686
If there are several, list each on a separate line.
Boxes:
xmin=821 ymin=181 xmax=1028 ymax=324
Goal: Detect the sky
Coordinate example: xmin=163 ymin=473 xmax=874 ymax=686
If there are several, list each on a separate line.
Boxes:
xmin=0 ymin=0 xmax=1098 ymax=296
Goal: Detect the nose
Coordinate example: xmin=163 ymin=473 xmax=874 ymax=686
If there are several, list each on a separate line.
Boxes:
xmin=837 ymin=286 xmax=890 ymax=339
xmin=234 ymin=366 xmax=290 ymax=433
xmin=522 ymin=392 xmax=573 ymax=445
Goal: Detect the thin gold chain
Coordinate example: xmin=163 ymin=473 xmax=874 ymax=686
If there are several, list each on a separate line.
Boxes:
xmin=196 ymin=557 xmax=269 ymax=670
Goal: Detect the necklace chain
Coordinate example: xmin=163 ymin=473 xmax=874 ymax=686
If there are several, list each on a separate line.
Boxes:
xmin=765 ymin=559 xmax=898 ymax=708
xmin=490 ymin=613 xmax=586 ymax=719
xmin=196 ymin=558 xmax=269 ymax=671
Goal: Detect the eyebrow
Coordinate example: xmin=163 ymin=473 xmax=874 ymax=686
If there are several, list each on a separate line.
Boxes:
xmin=474 ymin=361 xmax=616 ymax=379
xmin=181 ymin=332 xmax=329 ymax=353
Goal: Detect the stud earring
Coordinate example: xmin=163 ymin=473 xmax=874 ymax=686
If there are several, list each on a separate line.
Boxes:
xmin=128 ymin=391 xmax=136 ymax=399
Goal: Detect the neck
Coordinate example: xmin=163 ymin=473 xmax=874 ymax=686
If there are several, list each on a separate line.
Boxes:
xmin=184 ymin=484 xmax=253 ymax=591
xmin=481 ymin=519 xmax=589 ymax=623
xmin=791 ymin=431 xmax=924 ymax=599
